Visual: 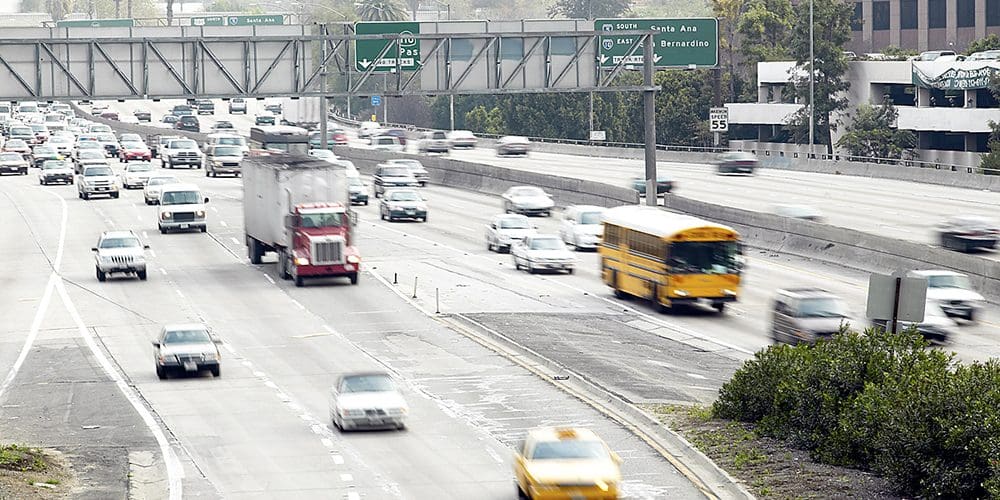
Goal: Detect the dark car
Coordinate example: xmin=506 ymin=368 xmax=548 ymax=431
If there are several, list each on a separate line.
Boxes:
xmin=30 ymin=145 xmax=61 ymax=168
xmin=171 ymin=104 xmax=194 ymax=117
xmin=264 ymin=103 xmax=282 ymax=114
xmin=716 ymin=152 xmax=759 ymax=175
xmin=195 ymin=99 xmax=215 ymax=115
xmin=936 ymin=215 xmax=999 ymax=253
xmin=631 ymin=174 xmax=674 ymax=195
xmin=255 ymin=114 xmax=276 ymax=126
xmin=174 ymin=115 xmax=200 ymax=132
xmin=134 ymin=108 xmax=152 ymax=122
xmin=382 ymin=128 xmax=408 ymax=146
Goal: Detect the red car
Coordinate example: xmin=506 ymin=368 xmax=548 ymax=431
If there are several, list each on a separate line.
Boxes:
xmin=332 ymin=130 xmax=349 ymax=145
xmin=3 ymin=139 xmax=32 ymax=159
xmin=100 ymin=110 xmax=120 ymax=121
xmin=119 ymin=141 xmax=152 ymax=162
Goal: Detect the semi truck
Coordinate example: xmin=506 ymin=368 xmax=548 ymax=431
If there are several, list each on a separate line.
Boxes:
xmin=277 ymin=97 xmax=323 ymax=129
xmin=243 ymin=153 xmax=361 ymax=286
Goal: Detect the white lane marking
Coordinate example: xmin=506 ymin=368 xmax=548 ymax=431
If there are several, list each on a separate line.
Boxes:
xmin=56 ymin=280 xmax=184 ymax=500
xmin=332 ymin=454 xmax=345 ymax=464
xmin=211 ymin=206 xmax=218 ymax=212
xmin=0 ymin=275 xmax=57 ymax=399
xmin=321 ymin=438 xmax=334 ymax=448
xmin=290 ymin=299 xmax=306 ymax=310
xmin=148 ymin=249 xmax=157 ymax=258
xmin=686 ymin=373 xmax=707 ymax=380
xmin=340 ymin=473 xmax=353 ymax=482
xmin=370 ymin=222 xmax=752 ymax=355
xmin=230 ymin=237 xmax=240 ymax=245
xmin=159 ymin=268 xmax=168 ymax=275
xmin=175 ymin=289 xmax=184 ymax=298
xmin=485 ymin=446 xmax=504 ymax=465
xmin=347 ymin=492 xmax=361 ymax=500
xmin=219 ymin=220 xmax=228 ymax=227
xmin=142 ymin=231 xmax=149 ymax=238
xmin=263 ymin=274 xmax=275 ymax=284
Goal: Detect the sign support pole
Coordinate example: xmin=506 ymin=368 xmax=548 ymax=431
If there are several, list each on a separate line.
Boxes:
xmin=891 ymin=276 xmax=901 ymax=335
xmin=449 ymin=94 xmax=455 ymax=131
xmin=319 ymin=24 xmax=328 ymax=151
xmin=642 ymin=34 xmax=657 ymax=207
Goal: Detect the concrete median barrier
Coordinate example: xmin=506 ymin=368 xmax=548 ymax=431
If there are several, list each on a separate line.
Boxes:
xmin=335 ymin=148 xmax=639 ymax=208
xmin=664 ymin=195 xmax=1000 ymax=302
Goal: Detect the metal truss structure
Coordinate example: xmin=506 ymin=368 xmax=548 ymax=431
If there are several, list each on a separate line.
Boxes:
xmin=0 ymin=29 xmax=657 ymax=101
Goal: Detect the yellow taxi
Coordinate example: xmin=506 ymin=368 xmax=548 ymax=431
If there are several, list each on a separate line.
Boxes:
xmin=514 ymin=427 xmax=622 ymax=500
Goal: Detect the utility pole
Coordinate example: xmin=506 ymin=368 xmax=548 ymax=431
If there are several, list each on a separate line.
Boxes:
xmin=808 ymin=0 xmax=815 ymax=151
xmin=449 ymin=94 xmax=455 ymax=130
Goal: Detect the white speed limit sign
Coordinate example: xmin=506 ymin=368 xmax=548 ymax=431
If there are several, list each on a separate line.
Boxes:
xmin=709 ymin=107 xmax=728 ymax=132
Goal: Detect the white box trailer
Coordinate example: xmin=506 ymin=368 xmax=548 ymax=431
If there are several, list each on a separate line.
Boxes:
xmin=279 ymin=97 xmax=323 ymax=129
xmin=243 ymin=153 xmax=360 ymax=285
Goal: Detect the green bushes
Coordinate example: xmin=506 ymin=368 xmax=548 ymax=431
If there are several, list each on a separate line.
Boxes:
xmin=713 ymin=328 xmax=1000 ymax=498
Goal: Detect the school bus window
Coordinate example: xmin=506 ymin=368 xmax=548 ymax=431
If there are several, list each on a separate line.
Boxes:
xmin=604 ymin=225 xmax=620 ymax=246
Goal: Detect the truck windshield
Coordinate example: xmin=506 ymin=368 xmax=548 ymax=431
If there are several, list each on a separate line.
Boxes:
xmin=84 ymin=167 xmax=113 ymax=176
xmin=213 ymin=147 xmax=242 ymax=156
xmin=300 ymin=212 xmax=344 ymax=228
xmin=161 ymin=191 xmax=201 ymax=205
xmin=170 ymin=140 xmax=196 ymax=149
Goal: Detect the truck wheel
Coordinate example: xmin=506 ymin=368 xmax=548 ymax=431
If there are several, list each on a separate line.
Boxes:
xmin=112 ymin=192 xmax=120 ymax=199
xmin=349 ymin=273 xmax=359 ymax=285
xmin=96 ymin=267 xmax=106 ymax=282
xmin=205 ymin=168 xmax=210 ymax=177
xmin=294 ymin=276 xmax=304 ymax=287
xmin=248 ymin=238 xmax=263 ymax=264
xmin=278 ymin=250 xmax=291 ymax=280
xmin=137 ymin=270 xmax=147 ymax=281
xmin=211 ymin=366 xmax=221 ymax=377
xmin=156 ymin=365 xmax=166 ymax=380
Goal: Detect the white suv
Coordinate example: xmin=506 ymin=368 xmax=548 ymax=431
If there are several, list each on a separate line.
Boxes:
xmin=92 ymin=230 xmax=149 ymax=282
xmin=158 ymin=183 xmax=209 ymax=233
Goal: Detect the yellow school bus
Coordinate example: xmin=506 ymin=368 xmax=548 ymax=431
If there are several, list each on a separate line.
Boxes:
xmin=598 ymin=205 xmax=743 ymax=313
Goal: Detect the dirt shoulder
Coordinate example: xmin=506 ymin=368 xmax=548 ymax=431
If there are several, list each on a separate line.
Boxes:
xmin=0 ymin=444 xmax=76 ymax=500
xmin=640 ymin=404 xmax=903 ymax=500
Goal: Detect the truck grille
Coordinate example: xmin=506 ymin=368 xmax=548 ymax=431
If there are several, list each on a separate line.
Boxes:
xmin=173 ymin=212 xmax=195 ymax=222
xmin=312 ymin=239 xmax=344 ymax=265
xmin=176 ymin=152 xmax=198 ymax=158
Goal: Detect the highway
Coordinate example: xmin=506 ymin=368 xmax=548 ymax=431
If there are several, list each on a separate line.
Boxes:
xmin=1 ymin=104 xmax=711 ymax=498
xmin=24 ymin=98 xmax=987 ymax=498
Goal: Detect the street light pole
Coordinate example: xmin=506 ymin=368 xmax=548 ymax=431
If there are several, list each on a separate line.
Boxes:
xmin=808 ymin=0 xmax=815 ymax=151
xmin=320 ymin=23 xmax=328 ymax=152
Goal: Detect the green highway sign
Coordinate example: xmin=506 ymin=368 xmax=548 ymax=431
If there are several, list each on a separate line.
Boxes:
xmin=226 ymin=14 xmax=284 ymax=26
xmin=56 ymin=18 xmax=135 ymax=28
xmin=355 ymin=22 xmax=420 ymax=72
xmin=191 ymin=16 xmax=226 ymax=26
xmin=595 ymin=18 xmax=718 ymax=68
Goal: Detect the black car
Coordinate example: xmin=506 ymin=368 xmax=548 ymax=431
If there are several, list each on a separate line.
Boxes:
xmin=134 ymin=109 xmax=152 ymax=122
xmin=171 ymin=104 xmax=194 ymax=117
xmin=716 ymin=152 xmax=759 ymax=175
xmin=382 ymin=128 xmax=408 ymax=146
xmin=255 ymin=114 xmax=276 ymax=126
xmin=174 ymin=115 xmax=200 ymax=132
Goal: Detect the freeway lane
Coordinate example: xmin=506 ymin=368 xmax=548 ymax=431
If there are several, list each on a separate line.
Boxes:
xmin=1 ymin=159 xmax=707 ymax=497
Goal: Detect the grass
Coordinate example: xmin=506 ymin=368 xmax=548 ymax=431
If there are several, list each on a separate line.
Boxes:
xmin=0 ymin=445 xmax=47 ymax=472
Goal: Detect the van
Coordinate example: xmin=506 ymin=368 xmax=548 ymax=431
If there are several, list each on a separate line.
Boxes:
xmin=769 ymin=288 xmax=852 ymax=345
xmin=204 ymin=133 xmax=249 ymax=155
xmin=158 ymin=183 xmax=209 ymax=233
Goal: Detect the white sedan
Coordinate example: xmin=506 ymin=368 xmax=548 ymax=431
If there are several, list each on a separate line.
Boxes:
xmin=558 ymin=205 xmax=605 ymax=250
xmin=329 ymin=372 xmax=408 ymax=431
xmin=120 ymin=161 xmax=155 ymax=189
xmin=511 ymin=234 xmax=576 ymax=274
xmin=501 ymin=186 xmax=554 ymax=217
xmin=143 ymin=175 xmax=179 ymax=205
xmin=485 ymin=214 xmax=536 ymax=253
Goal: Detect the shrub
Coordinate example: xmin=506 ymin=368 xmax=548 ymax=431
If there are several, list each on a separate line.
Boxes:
xmin=711 ymin=328 xmax=1000 ymax=498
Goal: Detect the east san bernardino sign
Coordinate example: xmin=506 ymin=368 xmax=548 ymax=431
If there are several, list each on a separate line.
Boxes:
xmin=595 ymin=18 xmax=719 ymax=68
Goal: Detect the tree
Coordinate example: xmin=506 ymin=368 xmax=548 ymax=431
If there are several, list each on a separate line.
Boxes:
xmin=356 ymin=0 xmax=407 ymax=21
xmin=980 ymin=77 xmax=1000 ymax=174
xmin=548 ymin=0 xmax=631 ymax=19
xmin=464 ymin=105 xmax=504 ymax=135
xmin=966 ymin=34 xmax=1000 ymax=55
xmin=785 ymin=0 xmax=853 ymax=153
xmin=737 ymin=0 xmax=793 ymax=100
xmin=836 ymin=100 xmax=916 ymax=160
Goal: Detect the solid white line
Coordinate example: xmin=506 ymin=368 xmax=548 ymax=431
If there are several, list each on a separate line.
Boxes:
xmin=0 ymin=275 xmax=57 ymax=400
xmin=263 ymin=274 xmax=275 ymax=284
xmin=56 ymin=280 xmax=184 ymax=500
xmin=290 ymin=299 xmax=306 ymax=310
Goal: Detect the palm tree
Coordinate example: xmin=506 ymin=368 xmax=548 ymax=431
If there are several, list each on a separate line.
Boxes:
xmin=355 ymin=0 xmax=406 ymax=21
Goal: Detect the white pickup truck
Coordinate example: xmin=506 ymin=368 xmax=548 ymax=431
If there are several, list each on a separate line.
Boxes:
xmin=161 ymin=138 xmax=203 ymax=169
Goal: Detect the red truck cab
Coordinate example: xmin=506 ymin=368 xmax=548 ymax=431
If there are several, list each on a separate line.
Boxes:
xmin=287 ymin=202 xmax=361 ymax=286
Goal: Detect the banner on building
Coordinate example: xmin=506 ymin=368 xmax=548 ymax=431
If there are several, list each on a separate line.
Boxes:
xmin=912 ymin=61 xmax=1000 ymax=90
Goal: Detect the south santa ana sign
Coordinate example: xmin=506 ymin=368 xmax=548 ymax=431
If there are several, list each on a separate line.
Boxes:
xmin=595 ymin=18 xmax=719 ymax=68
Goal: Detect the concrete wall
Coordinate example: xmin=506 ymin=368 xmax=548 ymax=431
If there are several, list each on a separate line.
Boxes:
xmin=663 ymin=194 xmax=1000 ymax=303
xmin=335 ymin=147 xmax=639 ymax=209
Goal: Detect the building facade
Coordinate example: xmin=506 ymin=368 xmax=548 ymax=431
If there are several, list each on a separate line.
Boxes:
xmin=848 ymin=0 xmax=1000 ymax=53
xmin=726 ymin=60 xmax=999 ymax=168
